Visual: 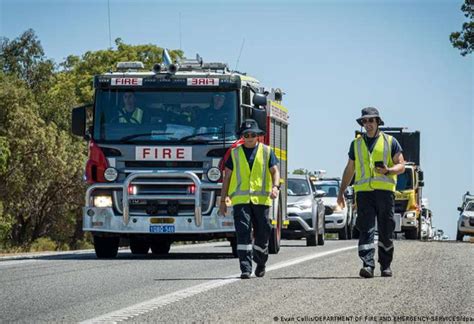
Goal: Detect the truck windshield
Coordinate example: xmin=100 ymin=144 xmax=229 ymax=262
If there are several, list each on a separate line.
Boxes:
xmin=93 ymin=90 xmax=238 ymax=143
xmin=396 ymin=168 xmax=413 ymax=191
xmin=315 ymin=181 xmax=339 ymax=197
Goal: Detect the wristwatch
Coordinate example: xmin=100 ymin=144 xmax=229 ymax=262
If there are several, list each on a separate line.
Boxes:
xmin=273 ymin=185 xmax=280 ymax=190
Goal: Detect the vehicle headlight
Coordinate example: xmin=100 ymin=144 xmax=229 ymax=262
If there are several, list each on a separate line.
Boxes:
xmin=104 ymin=167 xmax=118 ymax=182
xmin=294 ymin=200 xmax=312 ymax=210
xmin=405 ymin=211 xmax=416 ymax=218
xmin=93 ymin=196 xmax=113 ymax=208
xmin=207 ymin=167 xmax=222 ymax=182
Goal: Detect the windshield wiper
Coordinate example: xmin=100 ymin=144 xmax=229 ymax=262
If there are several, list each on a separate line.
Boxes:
xmin=178 ymin=131 xmax=232 ymax=142
xmin=119 ymin=132 xmax=174 ymax=143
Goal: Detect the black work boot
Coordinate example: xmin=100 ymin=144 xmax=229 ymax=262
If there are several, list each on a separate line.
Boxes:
xmin=255 ymin=265 xmax=266 ymax=278
xmin=240 ymin=272 xmax=251 ymax=279
xmin=359 ymin=266 xmax=374 ymax=278
xmin=381 ymin=267 xmax=393 ymax=277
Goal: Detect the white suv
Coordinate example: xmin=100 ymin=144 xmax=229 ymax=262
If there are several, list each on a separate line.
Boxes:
xmin=314 ymin=178 xmax=354 ymax=240
xmin=457 ymin=201 xmax=474 ymax=241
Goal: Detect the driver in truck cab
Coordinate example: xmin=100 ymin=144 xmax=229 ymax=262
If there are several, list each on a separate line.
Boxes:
xmin=118 ymin=91 xmax=144 ymax=124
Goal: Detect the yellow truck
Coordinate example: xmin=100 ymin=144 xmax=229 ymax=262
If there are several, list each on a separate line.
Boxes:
xmin=383 ymin=128 xmax=424 ymax=240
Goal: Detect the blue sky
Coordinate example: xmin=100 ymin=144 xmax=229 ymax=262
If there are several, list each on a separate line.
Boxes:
xmin=1 ymin=0 xmax=472 ymax=238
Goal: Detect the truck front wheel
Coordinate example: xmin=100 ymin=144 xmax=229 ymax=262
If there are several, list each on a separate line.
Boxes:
xmin=405 ymin=228 xmax=419 ymax=240
xmin=93 ymin=235 xmax=119 ymax=259
xmin=269 ymin=196 xmax=282 ymax=254
xmin=456 ymin=231 xmax=464 ymax=242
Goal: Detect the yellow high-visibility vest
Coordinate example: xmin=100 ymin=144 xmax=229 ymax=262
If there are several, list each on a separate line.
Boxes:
xmin=353 ymin=132 xmax=397 ymax=192
xmin=228 ymin=144 xmax=272 ymax=206
xmin=119 ymin=107 xmax=143 ymax=124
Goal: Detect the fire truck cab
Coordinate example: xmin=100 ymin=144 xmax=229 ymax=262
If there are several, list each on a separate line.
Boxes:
xmin=71 ymin=51 xmax=289 ymax=258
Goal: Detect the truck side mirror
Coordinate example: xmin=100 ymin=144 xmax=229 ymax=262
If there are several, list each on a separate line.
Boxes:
xmin=250 ymin=107 xmax=267 ymax=134
xmin=344 ymin=190 xmax=354 ymax=200
xmin=71 ymin=104 xmax=91 ymax=139
xmin=314 ymin=190 xmax=326 ymax=198
xmin=252 ymin=93 xmax=267 ymax=107
xmin=457 ymin=207 xmax=463 ymax=212
xmin=419 ymin=180 xmax=424 ymax=187
xmin=418 ymin=171 xmax=424 ymax=182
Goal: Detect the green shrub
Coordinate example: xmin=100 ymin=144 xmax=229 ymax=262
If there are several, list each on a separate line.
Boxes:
xmin=30 ymin=237 xmax=57 ymax=252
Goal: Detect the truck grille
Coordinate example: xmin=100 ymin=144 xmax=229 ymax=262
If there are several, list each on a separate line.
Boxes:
xmin=395 ymin=200 xmax=409 ymax=214
xmin=112 ymin=175 xmax=214 ymax=216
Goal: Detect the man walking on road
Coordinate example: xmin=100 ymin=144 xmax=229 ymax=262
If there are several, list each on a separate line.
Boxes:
xmin=219 ymin=119 xmax=280 ymax=279
xmin=337 ymin=107 xmax=405 ymax=278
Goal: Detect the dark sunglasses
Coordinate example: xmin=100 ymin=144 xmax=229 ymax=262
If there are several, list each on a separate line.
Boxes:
xmin=362 ymin=117 xmax=377 ymax=124
xmin=243 ymin=133 xmax=258 ymax=138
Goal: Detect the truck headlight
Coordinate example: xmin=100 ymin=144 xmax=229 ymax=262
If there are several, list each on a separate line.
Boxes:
xmin=94 ymin=196 xmax=113 ymax=208
xmin=207 ymin=167 xmax=221 ymax=182
xmin=104 ymin=167 xmax=118 ymax=182
xmin=405 ymin=211 xmax=416 ymax=218
xmin=295 ymin=200 xmax=312 ymax=210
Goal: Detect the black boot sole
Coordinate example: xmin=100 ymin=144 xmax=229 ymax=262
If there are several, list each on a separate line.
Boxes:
xmin=359 ymin=268 xmax=374 ymax=278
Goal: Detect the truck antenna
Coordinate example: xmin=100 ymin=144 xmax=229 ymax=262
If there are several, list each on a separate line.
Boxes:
xmin=235 ymin=38 xmax=245 ymax=71
xmin=107 ymin=0 xmax=112 ymax=48
xmin=179 ymin=12 xmax=182 ymax=51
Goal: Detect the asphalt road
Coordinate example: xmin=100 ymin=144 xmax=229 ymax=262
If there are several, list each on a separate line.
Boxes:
xmin=0 ymin=239 xmax=472 ymax=323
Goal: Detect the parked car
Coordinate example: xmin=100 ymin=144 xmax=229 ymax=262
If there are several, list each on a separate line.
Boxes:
xmin=457 ymin=201 xmax=474 ymax=241
xmin=313 ymin=177 xmax=355 ymax=240
xmin=283 ymin=174 xmax=329 ymax=246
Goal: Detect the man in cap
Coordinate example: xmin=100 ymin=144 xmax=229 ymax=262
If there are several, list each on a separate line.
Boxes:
xmin=219 ymin=119 xmax=280 ymax=279
xmin=337 ymin=107 xmax=405 ymax=278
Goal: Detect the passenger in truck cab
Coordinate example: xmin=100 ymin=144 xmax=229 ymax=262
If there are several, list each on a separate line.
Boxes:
xmin=199 ymin=93 xmax=231 ymax=126
xmin=118 ymin=91 xmax=144 ymax=124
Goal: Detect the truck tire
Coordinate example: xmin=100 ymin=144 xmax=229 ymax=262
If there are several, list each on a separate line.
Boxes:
xmin=150 ymin=240 xmax=171 ymax=255
xmin=228 ymin=237 xmax=238 ymax=257
xmin=269 ymin=197 xmax=282 ymax=254
xmin=456 ymin=231 xmax=464 ymax=242
xmin=352 ymin=227 xmax=360 ymax=239
xmin=405 ymin=228 xmax=418 ymax=240
xmin=94 ymin=235 xmax=119 ymax=259
xmin=347 ymin=221 xmax=353 ymax=240
xmin=130 ymin=237 xmax=150 ymax=255
xmin=339 ymin=224 xmax=349 ymax=240
xmin=306 ymin=230 xmax=317 ymax=246
xmin=317 ymin=226 xmax=325 ymax=246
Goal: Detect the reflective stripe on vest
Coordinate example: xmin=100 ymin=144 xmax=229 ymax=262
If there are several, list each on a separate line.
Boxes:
xmin=353 ymin=132 xmax=397 ymax=192
xmin=228 ymin=144 xmax=272 ymax=206
xmin=119 ymin=108 xmax=143 ymax=124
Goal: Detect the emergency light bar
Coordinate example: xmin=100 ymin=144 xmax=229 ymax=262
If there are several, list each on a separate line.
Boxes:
xmin=116 ymin=61 xmax=145 ymax=71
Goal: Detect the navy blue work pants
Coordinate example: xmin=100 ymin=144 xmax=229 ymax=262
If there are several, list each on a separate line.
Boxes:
xmin=356 ymin=190 xmax=395 ymax=269
xmin=233 ymin=203 xmax=272 ymax=273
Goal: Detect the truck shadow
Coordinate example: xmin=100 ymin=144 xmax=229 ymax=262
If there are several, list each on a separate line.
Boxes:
xmin=1 ymin=252 xmax=235 ymax=262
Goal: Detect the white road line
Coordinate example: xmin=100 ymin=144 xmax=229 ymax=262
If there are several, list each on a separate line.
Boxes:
xmin=81 ymin=244 xmax=357 ymax=323
xmin=0 ymin=241 xmax=230 ymax=262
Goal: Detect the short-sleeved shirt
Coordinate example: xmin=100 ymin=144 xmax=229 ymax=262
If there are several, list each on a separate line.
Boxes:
xmin=348 ymin=133 xmax=402 ymax=161
xmin=225 ymin=143 xmax=279 ymax=170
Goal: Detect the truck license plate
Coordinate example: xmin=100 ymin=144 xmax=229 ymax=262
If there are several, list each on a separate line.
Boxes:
xmin=150 ymin=225 xmax=175 ymax=233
